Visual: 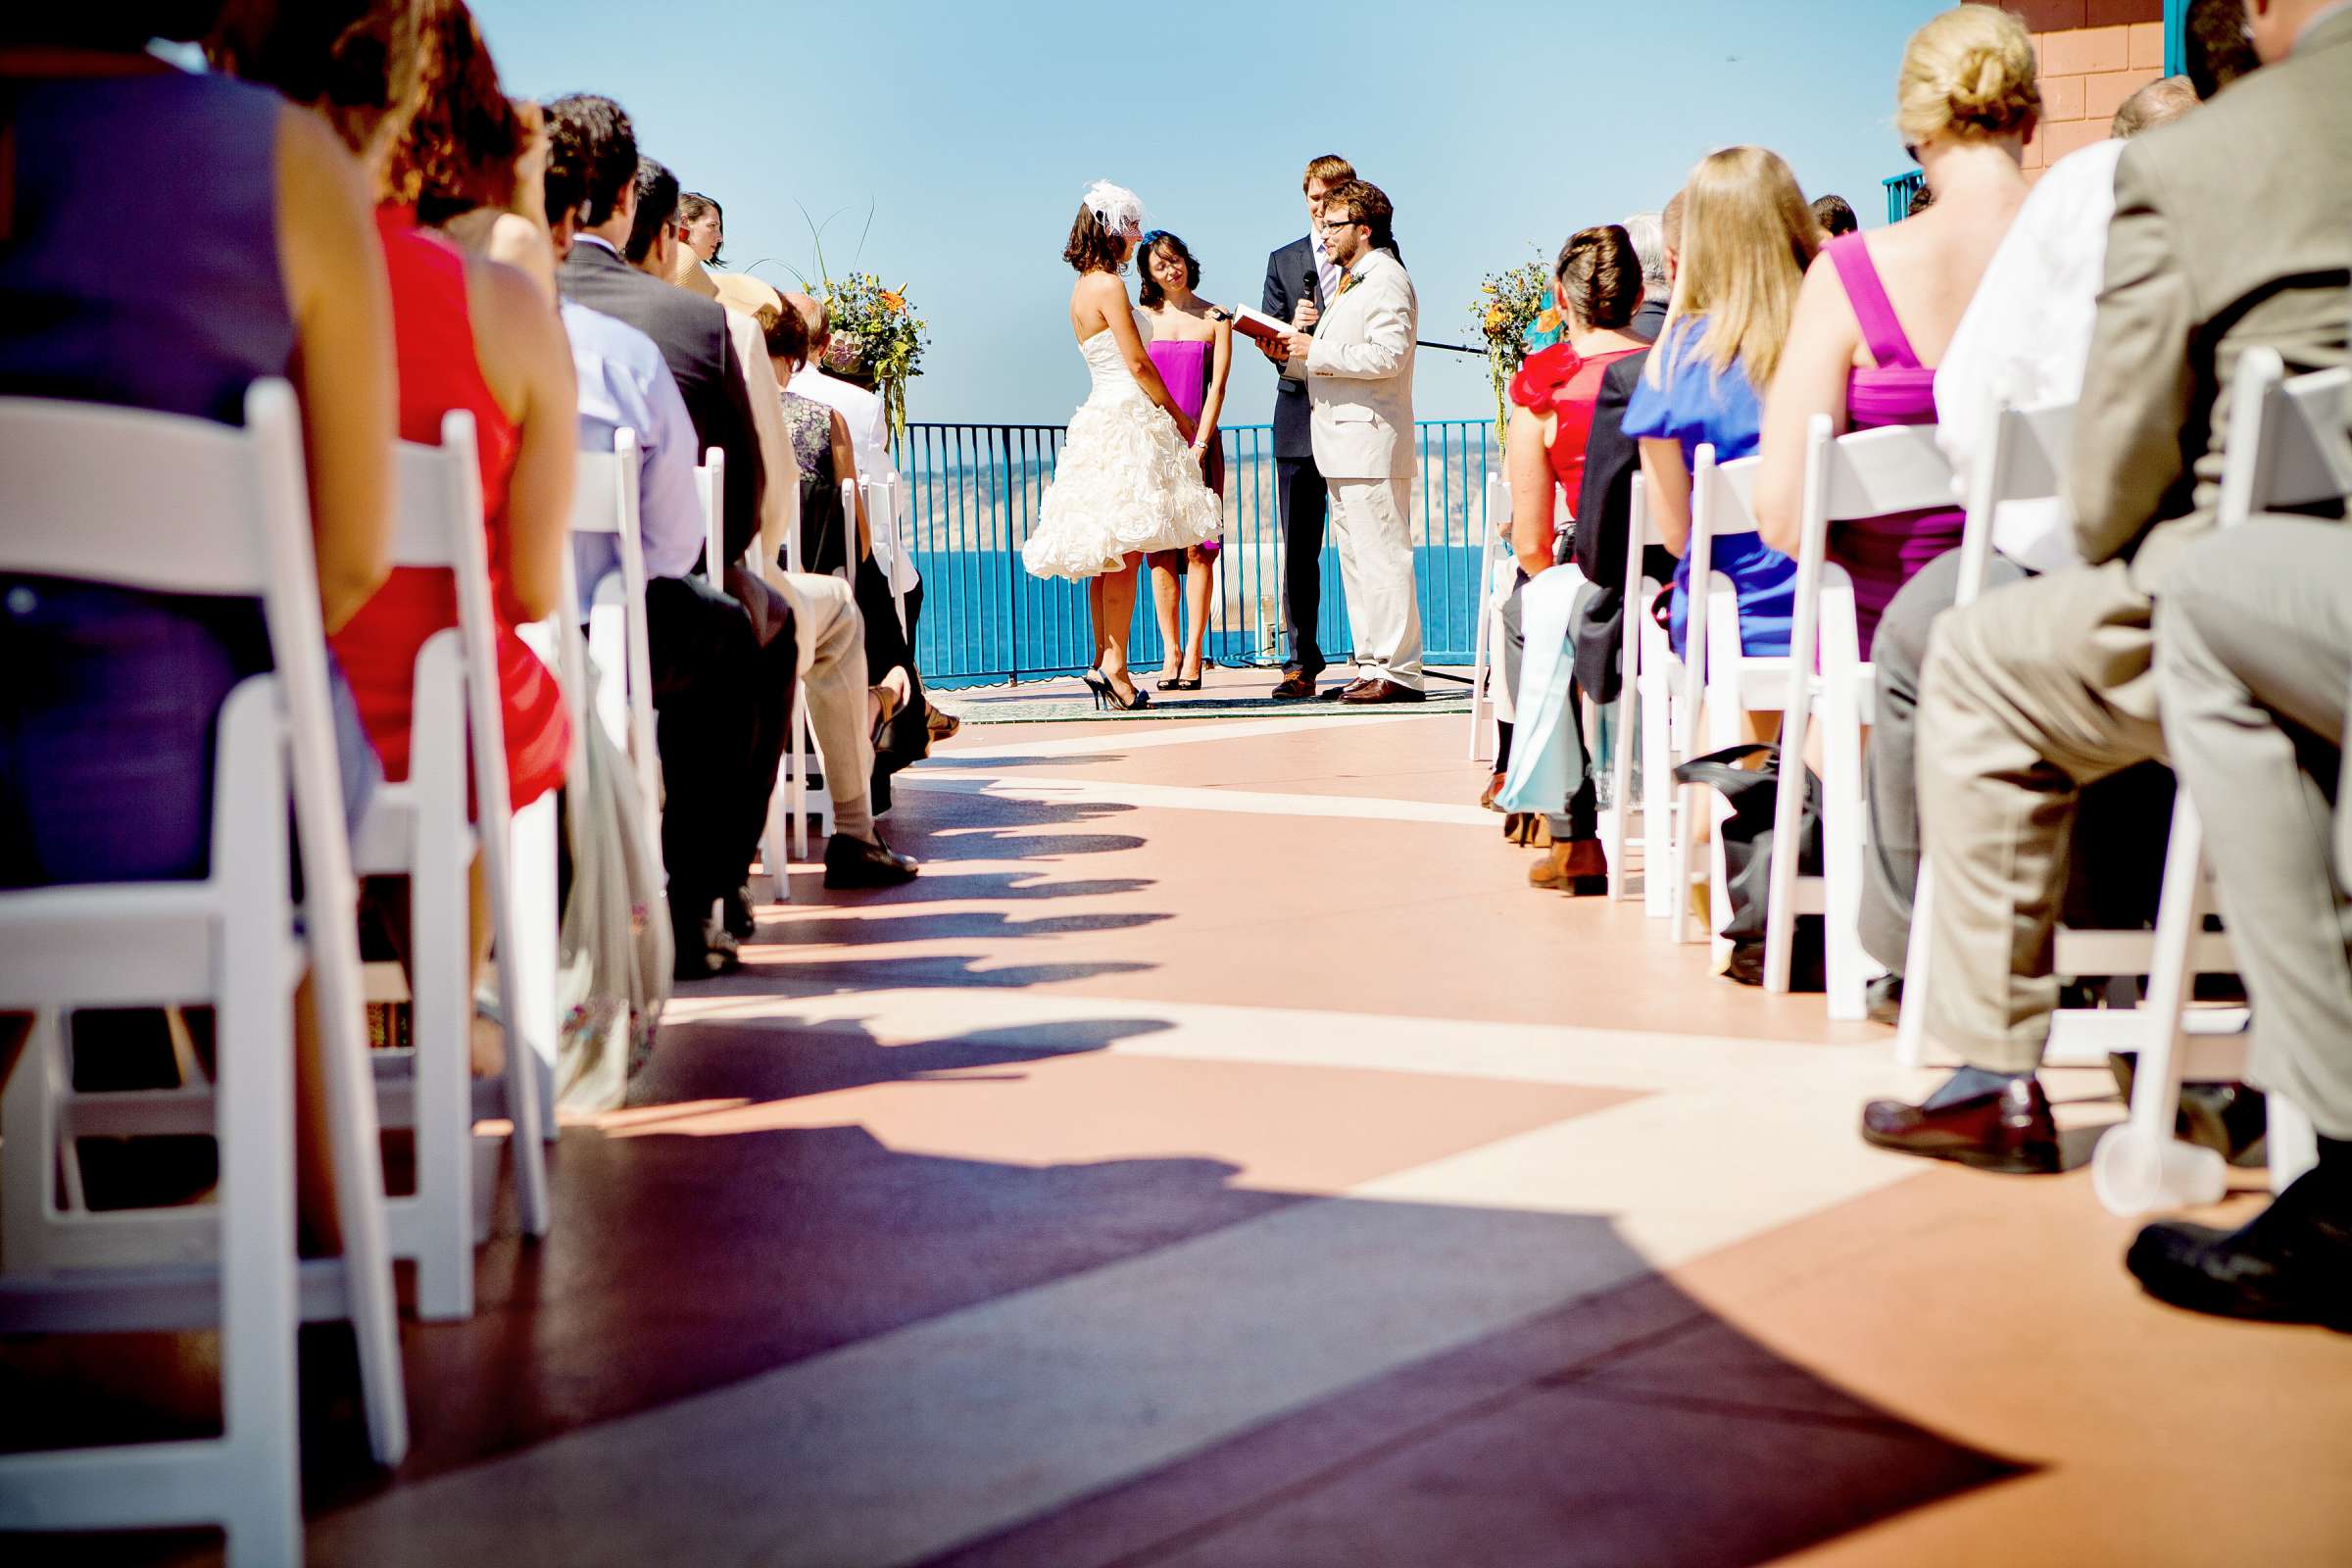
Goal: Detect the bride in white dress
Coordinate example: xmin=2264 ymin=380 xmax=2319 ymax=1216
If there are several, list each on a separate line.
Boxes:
xmin=1022 ymin=181 xmax=1222 ymax=711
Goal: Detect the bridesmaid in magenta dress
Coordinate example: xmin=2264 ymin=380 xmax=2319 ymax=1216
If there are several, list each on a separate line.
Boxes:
xmin=1138 ymin=230 xmax=1232 ymax=691
xmin=1807 ymin=233 xmax=1965 ymax=656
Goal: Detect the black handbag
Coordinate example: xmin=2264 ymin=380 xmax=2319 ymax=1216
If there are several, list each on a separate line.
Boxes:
xmin=1670 ymin=742 xmax=1826 ymax=990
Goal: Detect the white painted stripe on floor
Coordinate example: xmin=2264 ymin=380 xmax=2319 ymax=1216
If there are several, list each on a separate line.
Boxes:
xmin=896 ymin=772 xmax=1496 ymax=826
xmin=311 ymin=1025 xmax=1928 ymax=1568
xmin=937 ymin=709 xmax=1438 ymax=760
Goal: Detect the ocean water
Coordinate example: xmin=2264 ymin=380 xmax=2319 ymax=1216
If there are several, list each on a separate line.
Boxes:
xmin=897 ymin=423 xmax=1502 ymax=686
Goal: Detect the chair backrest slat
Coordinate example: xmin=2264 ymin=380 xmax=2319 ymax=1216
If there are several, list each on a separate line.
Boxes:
xmin=697 ymin=447 xmax=726 ymax=576
xmin=1956 ymin=395 xmax=2074 ymax=607
xmin=2222 ymin=351 xmax=2352 ymax=526
xmin=0 ymin=395 xmax=272 ymax=595
xmin=1816 ymin=423 xmax=1953 ymax=521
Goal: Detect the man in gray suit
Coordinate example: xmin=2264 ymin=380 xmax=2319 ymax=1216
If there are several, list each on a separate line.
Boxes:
xmin=1863 ymin=0 xmax=2352 ymax=1175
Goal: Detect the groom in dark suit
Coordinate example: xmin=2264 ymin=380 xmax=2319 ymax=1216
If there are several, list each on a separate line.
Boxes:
xmin=1259 ymin=154 xmax=1354 ymax=699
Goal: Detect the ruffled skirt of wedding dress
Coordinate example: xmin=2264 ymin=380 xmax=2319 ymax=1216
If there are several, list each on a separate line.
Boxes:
xmin=1021 ymin=395 xmax=1224 ymax=581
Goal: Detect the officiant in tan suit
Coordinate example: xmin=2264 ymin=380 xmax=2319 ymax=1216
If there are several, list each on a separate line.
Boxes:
xmin=1279 ymin=179 xmax=1425 ymax=702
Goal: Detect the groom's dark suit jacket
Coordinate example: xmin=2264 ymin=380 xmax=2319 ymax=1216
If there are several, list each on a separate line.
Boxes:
xmin=1260 ymin=236 xmax=1320 ymax=463
xmin=559 ymin=237 xmax=766 ymax=564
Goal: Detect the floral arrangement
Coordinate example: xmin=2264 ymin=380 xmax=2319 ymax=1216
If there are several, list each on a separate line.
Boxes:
xmin=819 ymin=270 xmax=929 ymax=446
xmin=1470 ymin=255 xmax=1554 ymax=449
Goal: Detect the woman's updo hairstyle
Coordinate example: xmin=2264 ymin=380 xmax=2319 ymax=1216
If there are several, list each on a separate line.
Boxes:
xmin=1895 ymin=3 xmax=2040 ymax=146
xmin=1553 ymin=223 xmax=1642 ymax=332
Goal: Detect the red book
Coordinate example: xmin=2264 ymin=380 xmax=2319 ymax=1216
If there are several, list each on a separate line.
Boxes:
xmin=1226 ymin=304 xmax=1293 ymax=348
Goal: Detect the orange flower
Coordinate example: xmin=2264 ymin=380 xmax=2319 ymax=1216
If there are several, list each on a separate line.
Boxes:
xmin=881 ymin=290 xmax=906 ymax=314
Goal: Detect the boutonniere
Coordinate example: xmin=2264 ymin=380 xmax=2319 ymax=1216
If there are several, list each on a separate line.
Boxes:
xmin=1338 ymin=269 xmax=1363 ymax=297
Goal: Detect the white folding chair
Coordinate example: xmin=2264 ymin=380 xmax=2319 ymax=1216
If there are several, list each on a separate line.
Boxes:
xmin=572 ymin=430 xmax=660 ymax=824
xmin=1764 ymin=417 xmax=1952 ymax=1016
xmin=1891 ymin=395 xmax=2244 ymax=1071
xmin=1605 ymin=475 xmax=1689 ymax=912
xmin=864 ymin=473 xmax=912 ymax=639
xmin=1672 ymin=447 xmax=1793 ymax=956
xmin=0 ymin=382 xmax=407 ymax=1562
xmin=1467 ymin=471 xmax=1509 ymax=760
xmin=2091 ymin=352 xmax=2352 ymax=1215
xmin=345 ymin=417 xmax=552 ymax=1319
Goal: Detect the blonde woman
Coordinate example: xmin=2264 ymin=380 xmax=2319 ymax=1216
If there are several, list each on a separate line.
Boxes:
xmin=1623 ymin=145 xmax=1817 ymax=662
xmin=1756 ymin=3 xmax=2036 ymax=659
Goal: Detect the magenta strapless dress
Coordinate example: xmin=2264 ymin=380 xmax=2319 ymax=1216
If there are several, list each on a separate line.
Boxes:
xmin=1823 ymin=234 xmax=1964 ymax=660
xmin=1145 ymin=336 xmax=1225 ymax=553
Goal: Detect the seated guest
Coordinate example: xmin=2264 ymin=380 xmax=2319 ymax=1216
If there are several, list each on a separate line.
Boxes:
xmin=383 ymin=2 xmax=557 ymax=301
xmin=1757 ymin=2 xmax=2040 ymax=660
xmin=667 ymin=190 xmax=722 ymax=299
xmin=2144 ymin=515 xmax=2352 ymax=1328
xmin=1 ymin=0 xmax=397 ymax=1246
xmin=1861 ymin=0 xmax=2352 ymax=1175
xmin=1573 ymin=191 xmax=1684 ymax=605
xmin=616 ymin=163 xmax=918 ymax=857
xmin=785 ymin=291 xmax=951 ymax=740
xmin=546 ymin=99 xmax=910 ymax=969
xmin=224 ymin=0 xmax=577 ymax=1071
xmin=1810 ymin=194 xmax=1859 ymax=240
xmin=1621 ymin=210 xmax=1670 ymax=343
xmin=1853 ymin=62 xmax=2213 ymax=1012
xmin=626 ymin=161 xmax=805 ymax=607
xmin=761 ymin=301 xmax=932 ymax=805
xmin=1623 ymin=146 xmax=1814 ymax=665
xmin=1494 ymin=224 xmax=1650 ymax=892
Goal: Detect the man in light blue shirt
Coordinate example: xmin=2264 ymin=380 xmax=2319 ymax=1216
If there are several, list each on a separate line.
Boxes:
xmin=562 ymin=296 xmax=706 ymax=588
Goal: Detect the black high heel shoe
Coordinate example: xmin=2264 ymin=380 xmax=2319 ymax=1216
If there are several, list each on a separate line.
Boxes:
xmin=1080 ymin=668 xmax=1111 ymax=710
xmin=1101 ymin=672 xmax=1151 ymax=711
xmin=1156 ymin=673 xmax=1202 ymax=692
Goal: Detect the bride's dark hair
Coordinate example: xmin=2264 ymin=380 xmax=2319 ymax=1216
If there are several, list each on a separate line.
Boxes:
xmin=1062 ymin=204 xmax=1126 ymax=275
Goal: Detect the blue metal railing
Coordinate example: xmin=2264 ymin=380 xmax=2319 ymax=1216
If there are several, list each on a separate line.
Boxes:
xmin=897 ymin=418 xmax=1498 ymax=687
xmin=1882 ymin=169 xmax=1924 ymax=223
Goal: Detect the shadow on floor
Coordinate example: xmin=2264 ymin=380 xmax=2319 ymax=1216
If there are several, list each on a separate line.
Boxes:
xmin=764 ymin=907 xmax=1171 ymax=947
xmin=6 ymin=1005 xmax=2034 ymax=1568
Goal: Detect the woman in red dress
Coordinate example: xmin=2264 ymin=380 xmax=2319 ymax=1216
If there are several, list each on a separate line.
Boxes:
xmin=223 ymin=0 xmax=575 ymax=1072
xmin=1494 ymin=224 xmax=1649 ymax=891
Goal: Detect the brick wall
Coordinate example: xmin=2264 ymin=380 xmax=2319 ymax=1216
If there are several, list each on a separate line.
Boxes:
xmin=2001 ymin=1 xmax=2168 ymax=182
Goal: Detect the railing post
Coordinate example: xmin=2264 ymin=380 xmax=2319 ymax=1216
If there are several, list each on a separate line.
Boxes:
xmin=1000 ymin=424 xmax=1020 ymax=685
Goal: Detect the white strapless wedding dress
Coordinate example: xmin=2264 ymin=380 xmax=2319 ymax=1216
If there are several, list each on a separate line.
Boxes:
xmin=1021 ymin=315 xmax=1224 ymax=581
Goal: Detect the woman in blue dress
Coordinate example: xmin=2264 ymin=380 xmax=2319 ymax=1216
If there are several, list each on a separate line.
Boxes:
xmin=1623 ymin=145 xmax=1818 ymax=670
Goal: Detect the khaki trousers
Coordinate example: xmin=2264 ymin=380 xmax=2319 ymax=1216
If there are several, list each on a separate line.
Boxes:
xmin=1325 ymin=475 xmax=1424 ymax=690
xmin=769 ymin=571 xmax=874 ymax=829
xmin=2157 ymin=520 xmax=2352 ymax=1138
xmin=1915 ymin=560 xmax=2166 ymax=1070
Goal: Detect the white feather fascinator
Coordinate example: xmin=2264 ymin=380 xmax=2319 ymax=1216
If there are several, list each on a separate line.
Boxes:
xmin=1080 ymin=180 xmax=1146 ymax=241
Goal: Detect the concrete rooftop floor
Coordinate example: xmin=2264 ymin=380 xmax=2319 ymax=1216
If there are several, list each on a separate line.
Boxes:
xmin=12 ymin=665 xmax=2352 ymax=1566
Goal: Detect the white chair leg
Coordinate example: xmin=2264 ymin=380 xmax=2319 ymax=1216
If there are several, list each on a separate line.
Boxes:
xmin=408 ymin=826 xmax=475 ymax=1323
xmin=1895 ymin=863 xmax=1936 ymax=1068
xmin=217 ymin=900 xmax=304 ymax=1567
xmin=2091 ymin=801 xmax=2230 ymax=1215
xmin=1606 ymin=695 xmax=1634 ymax=902
xmin=496 ymin=793 xmax=556 ymax=1230
xmin=787 ymin=690 xmax=810 ymax=862
xmin=1642 ymin=657 xmax=1674 ymax=919
xmin=2268 ymin=1094 xmax=2321 ymax=1190
xmin=1821 ymin=672 xmax=1872 ymax=1020
xmin=510 ymin=791 xmax=562 ymax=1150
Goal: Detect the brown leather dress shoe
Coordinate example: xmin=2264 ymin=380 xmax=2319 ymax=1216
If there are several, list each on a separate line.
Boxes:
xmin=1338 ymin=678 xmax=1426 ymax=705
xmin=1270 ymin=671 xmax=1320 ymax=700
xmin=1860 ymin=1073 xmax=2061 ymax=1174
xmin=1530 ymin=839 xmax=1608 ymax=894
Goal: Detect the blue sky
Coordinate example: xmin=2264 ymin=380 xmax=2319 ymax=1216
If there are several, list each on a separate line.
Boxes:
xmin=477 ymin=0 xmax=1949 ymax=427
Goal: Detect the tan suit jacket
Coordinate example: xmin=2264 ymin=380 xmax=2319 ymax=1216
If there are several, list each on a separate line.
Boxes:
xmin=1299 ymin=248 xmax=1418 ymax=481
xmin=2068 ymin=6 xmax=2352 ymax=588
